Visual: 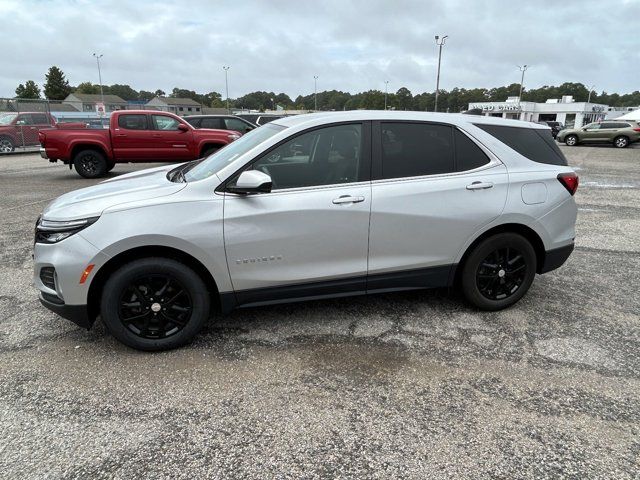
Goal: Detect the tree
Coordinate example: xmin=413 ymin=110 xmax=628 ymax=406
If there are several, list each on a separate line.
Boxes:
xmin=15 ymin=80 xmax=41 ymax=99
xmin=43 ymin=66 xmax=71 ymax=100
xmin=138 ymin=90 xmax=156 ymax=102
xmin=74 ymin=82 xmax=100 ymax=94
xmin=104 ymin=84 xmax=139 ymax=101
xmin=154 ymin=89 xmax=166 ymax=97
xmin=395 ymin=87 xmax=413 ymax=110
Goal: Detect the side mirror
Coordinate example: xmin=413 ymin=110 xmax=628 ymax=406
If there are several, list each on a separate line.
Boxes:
xmin=227 ymin=170 xmax=272 ymax=194
xmin=177 ymin=123 xmax=189 ymax=132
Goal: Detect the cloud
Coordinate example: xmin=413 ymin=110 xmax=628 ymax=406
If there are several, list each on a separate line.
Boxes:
xmin=2 ymin=0 xmax=638 ymax=98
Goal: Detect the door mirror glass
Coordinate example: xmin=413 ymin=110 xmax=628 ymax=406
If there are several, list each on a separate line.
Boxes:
xmin=228 ymin=170 xmax=272 ymax=194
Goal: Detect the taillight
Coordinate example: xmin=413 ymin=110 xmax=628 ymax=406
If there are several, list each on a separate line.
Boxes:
xmin=557 ymin=172 xmax=579 ymax=196
xmin=633 ymin=128 xmax=640 ymax=132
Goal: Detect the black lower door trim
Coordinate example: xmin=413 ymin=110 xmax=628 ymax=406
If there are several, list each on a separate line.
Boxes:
xmin=366 ymin=265 xmax=454 ymax=293
xmin=228 ymin=264 xmax=455 ymax=311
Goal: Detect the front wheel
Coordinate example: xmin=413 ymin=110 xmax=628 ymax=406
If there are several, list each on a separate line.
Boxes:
xmin=201 ymin=146 xmax=219 ymax=157
xmin=460 ymin=233 xmax=537 ymax=311
xmin=613 ymin=136 xmax=629 ymax=148
xmin=564 ymin=135 xmax=578 ymax=146
xmin=0 ymin=136 xmax=15 ymax=153
xmin=100 ymin=258 xmax=211 ymax=351
xmin=73 ymin=149 xmax=108 ymax=178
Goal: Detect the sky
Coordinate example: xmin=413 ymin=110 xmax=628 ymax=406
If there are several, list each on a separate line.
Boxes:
xmin=2 ymin=0 xmax=639 ymax=99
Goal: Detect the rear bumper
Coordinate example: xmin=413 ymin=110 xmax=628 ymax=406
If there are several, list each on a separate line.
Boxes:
xmin=540 ymin=242 xmax=574 ymax=274
xmin=39 ymin=147 xmax=48 ymax=159
xmin=39 ymin=293 xmax=94 ymax=330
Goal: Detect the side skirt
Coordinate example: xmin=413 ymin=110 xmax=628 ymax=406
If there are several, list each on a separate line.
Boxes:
xmin=219 ymin=264 xmax=455 ymax=314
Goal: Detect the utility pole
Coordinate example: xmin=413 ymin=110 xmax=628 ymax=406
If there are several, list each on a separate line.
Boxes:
xmin=92 ymin=53 xmax=104 ymax=105
xmin=384 ymin=80 xmax=389 ymax=110
xmin=223 ymin=66 xmax=230 ymax=113
xmin=314 ymin=75 xmax=318 ymax=111
xmin=434 ymin=35 xmax=448 ymax=112
xmin=587 ymin=84 xmax=595 ymax=103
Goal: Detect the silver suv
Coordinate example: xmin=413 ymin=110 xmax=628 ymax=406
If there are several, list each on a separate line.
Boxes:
xmin=34 ymin=112 xmax=578 ymax=350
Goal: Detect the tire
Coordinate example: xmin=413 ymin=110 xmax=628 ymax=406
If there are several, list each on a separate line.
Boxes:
xmin=460 ymin=233 xmax=537 ymax=311
xmin=564 ymin=135 xmax=578 ymax=146
xmin=100 ymin=258 xmax=211 ymax=351
xmin=613 ymin=136 xmax=629 ymax=148
xmin=201 ymin=146 xmax=219 ymax=157
xmin=106 ymin=161 xmax=116 ymax=172
xmin=73 ymin=149 xmax=108 ymax=178
xmin=0 ymin=136 xmax=15 ymax=153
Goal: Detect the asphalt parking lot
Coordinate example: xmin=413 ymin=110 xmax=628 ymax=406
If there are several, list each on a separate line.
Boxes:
xmin=1 ymin=148 xmax=639 ymax=479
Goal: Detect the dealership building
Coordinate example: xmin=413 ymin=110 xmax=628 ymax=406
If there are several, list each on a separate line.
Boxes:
xmin=468 ymin=96 xmax=637 ymax=128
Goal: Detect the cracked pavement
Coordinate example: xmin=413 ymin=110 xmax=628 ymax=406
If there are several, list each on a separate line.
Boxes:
xmin=0 ymin=147 xmax=639 ymax=479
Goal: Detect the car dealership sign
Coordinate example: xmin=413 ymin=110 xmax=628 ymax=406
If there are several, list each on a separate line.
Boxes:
xmin=470 ymin=103 xmax=521 ymax=112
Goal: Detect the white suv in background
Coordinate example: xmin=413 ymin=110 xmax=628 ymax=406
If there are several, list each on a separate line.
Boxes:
xmin=34 ymin=111 xmax=578 ymax=350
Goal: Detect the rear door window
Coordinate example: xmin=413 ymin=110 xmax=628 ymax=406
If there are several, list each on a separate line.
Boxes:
xmin=379 ymin=122 xmax=454 ymax=179
xmin=201 ymin=117 xmax=224 ymax=129
xmin=454 ymin=129 xmax=490 ymax=171
xmin=31 ymin=114 xmax=50 ymax=125
xmin=474 ymin=124 xmax=568 ymax=166
xmin=225 ymin=118 xmax=252 ymax=133
xmin=118 ymin=114 xmax=148 ymax=130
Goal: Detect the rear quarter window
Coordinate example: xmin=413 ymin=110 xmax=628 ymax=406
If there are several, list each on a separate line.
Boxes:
xmin=475 ymin=124 xmax=568 ymax=166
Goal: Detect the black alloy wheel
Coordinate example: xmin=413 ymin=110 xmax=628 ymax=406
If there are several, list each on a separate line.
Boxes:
xmin=460 ymin=233 xmax=536 ymax=311
xmin=118 ymin=275 xmax=193 ymax=339
xmin=101 ymin=258 xmax=210 ymax=351
xmin=476 ymin=247 xmax=527 ymax=301
xmin=73 ymin=149 xmax=107 ymax=178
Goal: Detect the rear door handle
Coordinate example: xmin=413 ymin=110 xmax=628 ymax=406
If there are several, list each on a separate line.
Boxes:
xmin=332 ymin=195 xmax=365 ymax=204
xmin=466 ymin=181 xmax=494 ymax=190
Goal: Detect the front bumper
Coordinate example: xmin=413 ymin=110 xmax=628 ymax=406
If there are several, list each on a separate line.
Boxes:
xmin=39 ymin=293 xmax=93 ymax=329
xmin=540 ymin=242 xmax=574 ymax=274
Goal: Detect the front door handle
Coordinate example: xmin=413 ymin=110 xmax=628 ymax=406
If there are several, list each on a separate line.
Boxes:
xmin=466 ymin=181 xmax=494 ymax=190
xmin=332 ymin=195 xmax=365 ymax=204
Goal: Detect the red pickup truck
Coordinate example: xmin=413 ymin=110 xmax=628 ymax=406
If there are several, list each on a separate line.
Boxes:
xmin=0 ymin=112 xmax=56 ymax=153
xmin=39 ymin=110 xmax=240 ymax=178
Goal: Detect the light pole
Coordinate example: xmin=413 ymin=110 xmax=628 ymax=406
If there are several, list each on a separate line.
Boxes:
xmin=92 ymin=53 xmax=104 ymax=105
xmin=271 ymin=97 xmax=275 ymax=111
xmin=384 ymin=80 xmax=389 ymax=110
xmin=587 ymin=84 xmax=595 ymax=103
xmin=517 ymin=65 xmax=529 ymax=104
xmin=223 ymin=66 xmax=230 ymax=113
xmin=434 ymin=35 xmax=448 ymax=112
xmin=313 ymin=75 xmax=318 ymax=111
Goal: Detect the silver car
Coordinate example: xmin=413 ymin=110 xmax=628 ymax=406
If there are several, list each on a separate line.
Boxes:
xmin=34 ymin=112 xmax=578 ymax=350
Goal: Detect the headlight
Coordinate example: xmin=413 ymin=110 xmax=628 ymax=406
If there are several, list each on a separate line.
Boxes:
xmin=35 ymin=216 xmax=99 ymax=244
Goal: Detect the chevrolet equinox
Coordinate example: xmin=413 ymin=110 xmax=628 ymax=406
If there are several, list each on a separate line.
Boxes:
xmin=34 ymin=112 xmax=578 ymax=350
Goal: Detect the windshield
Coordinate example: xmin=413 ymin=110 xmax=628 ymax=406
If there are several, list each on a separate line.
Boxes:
xmin=184 ymin=123 xmax=286 ymax=182
xmin=0 ymin=113 xmax=18 ymax=125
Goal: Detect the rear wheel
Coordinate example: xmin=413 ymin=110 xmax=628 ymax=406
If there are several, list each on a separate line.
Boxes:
xmin=106 ymin=160 xmax=116 ymax=172
xmin=100 ymin=258 xmax=210 ymax=351
xmin=613 ymin=136 xmax=629 ymax=148
xmin=0 ymin=136 xmax=14 ymax=153
xmin=461 ymin=233 xmax=537 ymax=311
xmin=74 ymin=149 xmax=108 ymax=178
xmin=564 ymin=135 xmax=578 ymax=146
